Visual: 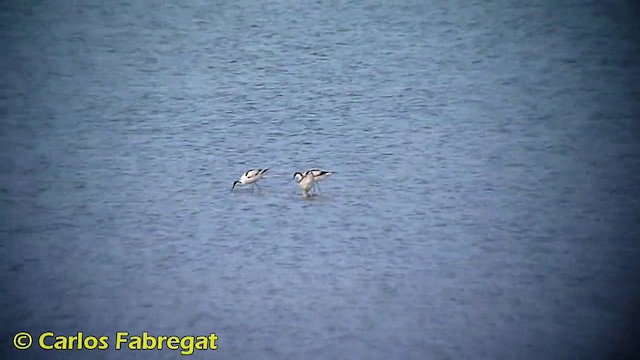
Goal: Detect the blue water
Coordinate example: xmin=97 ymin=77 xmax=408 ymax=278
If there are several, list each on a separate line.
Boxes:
xmin=2 ymin=0 xmax=639 ymax=359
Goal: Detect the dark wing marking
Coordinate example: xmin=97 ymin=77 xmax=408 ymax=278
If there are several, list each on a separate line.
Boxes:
xmin=245 ymin=169 xmax=262 ymax=178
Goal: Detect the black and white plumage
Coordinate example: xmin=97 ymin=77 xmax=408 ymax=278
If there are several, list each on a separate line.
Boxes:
xmin=292 ymin=171 xmax=316 ymax=198
xmin=232 ymin=169 xmax=269 ymax=191
xmin=302 ymin=169 xmax=333 ymax=192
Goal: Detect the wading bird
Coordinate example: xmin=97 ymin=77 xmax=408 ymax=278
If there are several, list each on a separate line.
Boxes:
xmin=303 ymin=169 xmax=333 ymax=193
xmin=232 ymin=169 xmax=269 ymax=192
xmin=293 ymin=171 xmax=316 ymax=198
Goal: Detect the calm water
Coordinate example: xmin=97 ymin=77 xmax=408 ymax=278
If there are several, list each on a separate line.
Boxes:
xmin=2 ymin=0 xmax=639 ymax=359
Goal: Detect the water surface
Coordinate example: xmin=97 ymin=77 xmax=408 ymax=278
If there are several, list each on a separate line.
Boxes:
xmin=1 ymin=0 xmax=639 ymax=359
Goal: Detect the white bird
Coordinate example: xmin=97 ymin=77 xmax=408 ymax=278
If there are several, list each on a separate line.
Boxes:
xmin=232 ymin=169 xmax=269 ymax=192
xmin=292 ymin=171 xmax=316 ymax=198
xmin=304 ymin=169 xmax=333 ymax=192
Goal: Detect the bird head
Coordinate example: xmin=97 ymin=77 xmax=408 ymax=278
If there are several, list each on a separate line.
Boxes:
xmin=292 ymin=172 xmax=304 ymax=182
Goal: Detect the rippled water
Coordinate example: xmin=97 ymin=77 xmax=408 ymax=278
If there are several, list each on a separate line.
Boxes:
xmin=2 ymin=0 xmax=639 ymax=359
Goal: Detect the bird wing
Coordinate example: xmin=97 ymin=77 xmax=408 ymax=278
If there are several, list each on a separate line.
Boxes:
xmin=244 ymin=169 xmax=262 ymax=178
xmin=308 ymin=169 xmax=330 ymax=177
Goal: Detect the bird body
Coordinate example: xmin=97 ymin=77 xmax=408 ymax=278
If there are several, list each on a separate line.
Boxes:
xmin=303 ymin=169 xmax=333 ymax=192
xmin=293 ymin=171 xmax=316 ymax=198
xmin=232 ymin=169 xmax=269 ymax=191
xmin=305 ymin=169 xmax=333 ymax=182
